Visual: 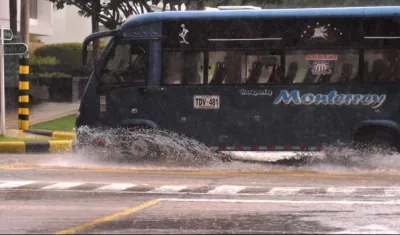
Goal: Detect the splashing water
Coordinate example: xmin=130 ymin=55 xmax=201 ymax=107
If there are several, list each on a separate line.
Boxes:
xmin=66 ymin=126 xmax=230 ymax=168
xmin=39 ymin=126 xmax=400 ymax=175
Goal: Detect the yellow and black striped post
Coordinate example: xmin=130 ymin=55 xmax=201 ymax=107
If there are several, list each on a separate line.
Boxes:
xmin=18 ymin=58 xmax=29 ymax=130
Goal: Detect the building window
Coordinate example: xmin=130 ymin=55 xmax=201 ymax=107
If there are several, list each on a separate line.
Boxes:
xmin=30 ymin=0 xmax=38 ymax=19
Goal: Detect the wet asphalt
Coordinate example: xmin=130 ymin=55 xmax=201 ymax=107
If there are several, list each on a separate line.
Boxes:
xmin=1 ymin=153 xmax=400 ymax=234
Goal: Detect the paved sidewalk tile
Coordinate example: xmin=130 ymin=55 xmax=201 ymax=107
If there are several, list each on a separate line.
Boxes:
xmin=6 ymin=102 xmax=79 ymax=129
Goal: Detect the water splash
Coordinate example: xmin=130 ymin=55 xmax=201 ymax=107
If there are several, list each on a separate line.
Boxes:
xmin=39 ymin=126 xmax=400 ymax=175
xmin=71 ymin=126 xmax=230 ymax=168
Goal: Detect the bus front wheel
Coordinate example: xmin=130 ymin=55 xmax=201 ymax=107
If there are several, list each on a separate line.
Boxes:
xmin=116 ymin=125 xmax=160 ymax=162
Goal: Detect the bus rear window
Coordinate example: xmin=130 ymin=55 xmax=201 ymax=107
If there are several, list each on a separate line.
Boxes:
xmin=286 ymin=50 xmax=359 ymax=84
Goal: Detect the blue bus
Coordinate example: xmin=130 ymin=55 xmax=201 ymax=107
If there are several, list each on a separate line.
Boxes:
xmin=75 ymin=6 xmax=400 ymax=156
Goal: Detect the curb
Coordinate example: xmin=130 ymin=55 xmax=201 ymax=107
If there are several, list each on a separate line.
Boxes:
xmin=0 ymin=140 xmax=73 ymax=153
xmin=23 ymin=129 xmax=76 ymax=139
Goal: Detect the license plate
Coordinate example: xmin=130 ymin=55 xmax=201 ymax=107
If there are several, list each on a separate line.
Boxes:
xmin=193 ymin=95 xmax=220 ymax=109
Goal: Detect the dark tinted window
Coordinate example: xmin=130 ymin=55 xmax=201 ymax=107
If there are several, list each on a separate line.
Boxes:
xmin=364 ymin=49 xmax=400 ymax=83
xmin=100 ymin=40 xmax=148 ymax=85
xmin=162 ymin=51 xmax=204 ymax=84
xmin=363 ymin=17 xmax=400 ymax=47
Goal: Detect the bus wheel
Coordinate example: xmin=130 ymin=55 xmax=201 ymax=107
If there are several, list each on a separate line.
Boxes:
xmin=117 ymin=126 xmax=159 ymax=162
xmin=354 ymin=128 xmax=399 ymax=155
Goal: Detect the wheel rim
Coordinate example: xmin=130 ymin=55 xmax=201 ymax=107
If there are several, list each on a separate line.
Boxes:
xmin=127 ymin=139 xmax=150 ymax=158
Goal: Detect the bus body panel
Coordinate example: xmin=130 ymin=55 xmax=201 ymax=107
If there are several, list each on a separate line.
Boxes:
xmin=95 ymin=84 xmax=400 ymax=148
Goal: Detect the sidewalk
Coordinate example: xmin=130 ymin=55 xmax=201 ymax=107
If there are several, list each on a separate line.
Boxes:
xmin=5 ymin=102 xmax=80 ymax=129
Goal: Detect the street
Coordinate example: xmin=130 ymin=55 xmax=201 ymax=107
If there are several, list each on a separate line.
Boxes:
xmin=1 ymin=152 xmax=400 ymax=234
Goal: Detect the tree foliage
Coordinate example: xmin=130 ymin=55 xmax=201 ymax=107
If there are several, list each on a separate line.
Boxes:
xmin=48 ymin=0 xmax=400 ymax=30
xmin=48 ymin=0 xmax=285 ymax=29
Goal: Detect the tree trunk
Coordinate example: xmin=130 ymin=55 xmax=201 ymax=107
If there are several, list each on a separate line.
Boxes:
xmin=9 ymin=0 xmax=17 ymax=38
xmin=91 ymin=0 xmax=101 ymax=68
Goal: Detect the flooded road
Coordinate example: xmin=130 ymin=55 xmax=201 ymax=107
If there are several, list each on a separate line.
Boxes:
xmin=1 ymin=151 xmax=400 ymax=234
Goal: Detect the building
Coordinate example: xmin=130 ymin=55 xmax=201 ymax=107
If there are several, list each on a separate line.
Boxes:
xmin=0 ymin=0 xmax=92 ymax=44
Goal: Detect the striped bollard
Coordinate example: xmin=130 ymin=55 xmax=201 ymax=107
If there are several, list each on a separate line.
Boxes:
xmin=18 ymin=58 xmax=29 ymax=130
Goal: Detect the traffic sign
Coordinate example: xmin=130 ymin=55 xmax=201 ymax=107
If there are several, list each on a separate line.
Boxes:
xmin=1 ymin=29 xmax=13 ymax=41
xmin=4 ymin=43 xmax=28 ymax=55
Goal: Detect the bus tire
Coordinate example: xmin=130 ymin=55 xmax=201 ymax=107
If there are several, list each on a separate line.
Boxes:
xmin=117 ymin=125 xmax=159 ymax=161
xmin=353 ymin=127 xmax=400 ymax=154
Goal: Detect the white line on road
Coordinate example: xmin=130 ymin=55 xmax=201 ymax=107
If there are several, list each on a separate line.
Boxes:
xmin=0 ymin=181 xmax=36 ymax=189
xmin=332 ymin=224 xmax=399 ymax=234
xmin=94 ymin=183 xmax=137 ymax=191
xmin=384 ymin=188 xmax=400 ymax=197
xmin=41 ymin=182 xmax=84 ymax=190
xmin=207 ymin=185 xmax=247 ymax=194
xmin=326 ymin=187 xmax=357 ymax=195
xmin=161 ymin=198 xmax=400 ymax=205
xmin=148 ymin=185 xmax=188 ymax=193
xmin=268 ymin=187 xmax=317 ymax=195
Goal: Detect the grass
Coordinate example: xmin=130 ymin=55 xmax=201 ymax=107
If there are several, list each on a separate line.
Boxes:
xmin=0 ymin=136 xmax=48 ymax=142
xmin=30 ymin=114 xmax=77 ymax=132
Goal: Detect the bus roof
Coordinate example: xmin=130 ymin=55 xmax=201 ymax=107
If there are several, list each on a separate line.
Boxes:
xmin=120 ymin=6 xmax=400 ymax=29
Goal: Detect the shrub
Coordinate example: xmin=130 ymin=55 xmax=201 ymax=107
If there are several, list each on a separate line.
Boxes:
xmin=33 ymin=42 xmax=106 ymax=68
xmin=35 ymin=72 xmax=72 ymax=79
xmin=30 ymin=54 xmax=57 ymax=65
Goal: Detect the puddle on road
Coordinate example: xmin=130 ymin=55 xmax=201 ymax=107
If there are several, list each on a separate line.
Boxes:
xmin=38 ymin=127 xmax=400 ymax=175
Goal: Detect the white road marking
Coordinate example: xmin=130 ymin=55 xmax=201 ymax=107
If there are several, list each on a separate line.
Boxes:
xmin=41 ymin=182 xmax=84 ymax=190
xmin=207 ymin=185 xmax=247 ymax=194
xmin=0 ymin=181 xmax=36 ymax=189
xmin=94 ymin=183 xmax=137 ymax=191
xmin=268 ymin=187 xmax=317 ymax=195
xmin=148 ymin=185 xmax=187 ymax=193
xmin=332 ymin=224 xmax=399 ymax=234
xmin=326 ymin=187 xmax=357 ymax=195
xmin=384 ymin=187 xmax=400 ymax=197
xmin=161 ymin=198 xmax=400 ymax=205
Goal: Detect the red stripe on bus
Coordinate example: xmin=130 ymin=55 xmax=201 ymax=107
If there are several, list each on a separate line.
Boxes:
xmin=267 ymin=146 xmax=275 ymax=151
xmin=251 ymin=146 xmax=259 ymax=151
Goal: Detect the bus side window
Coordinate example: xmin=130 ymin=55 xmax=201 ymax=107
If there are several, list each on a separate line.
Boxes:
xmin=162 ymin=51 xmax=204 ymax=85
xmin=245 ymin=54 xmax=281 ymax=84
xmin=102 ymin=40 xmax=148 ymax=85
xmin=364 ymin=49 xmax=400 ymax=83
xmin=208 ymin=51 xmax=246 ymax=84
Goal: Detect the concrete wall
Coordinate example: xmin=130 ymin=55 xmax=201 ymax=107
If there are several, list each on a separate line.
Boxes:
xmin=38 ymin=4 xmax=92 ymax=44
xmin=0 ymin=0 xmax=53 ymax=36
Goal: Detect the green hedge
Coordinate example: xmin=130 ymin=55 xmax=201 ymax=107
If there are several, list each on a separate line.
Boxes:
xmin=32 ymin=42 xmax=107 ymax=67
xmin=30 ymin=54 xmax=57 ymax=65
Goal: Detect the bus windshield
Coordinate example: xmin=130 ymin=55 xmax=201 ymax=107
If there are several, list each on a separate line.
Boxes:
xmin=100 ymin=39 xmax=148 ymax=86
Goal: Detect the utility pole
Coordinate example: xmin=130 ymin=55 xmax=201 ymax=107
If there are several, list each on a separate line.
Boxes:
xmin=18 ymin=0 xmax=30 ymax=131
xmin=20 ymin=0 xmax=30 ymax=56
xmin=9 ymin=0 xmax=17 ymax=35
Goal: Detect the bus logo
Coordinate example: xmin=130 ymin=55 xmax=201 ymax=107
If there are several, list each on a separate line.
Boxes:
xmin=310 ymin=62 xmax=332 ymax=75
xmin=311 ymin=26 xmax=328 ymax=40
xmin=179 ymin=24 xmax=189 ymax=44
xmin=273 ymin=90 xmax=386 ymax=109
